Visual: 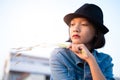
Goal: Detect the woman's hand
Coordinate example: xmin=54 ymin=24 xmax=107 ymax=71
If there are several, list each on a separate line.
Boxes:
xmin=68 ymin=43 xmax=93 ymax=61
xmin=68 ymin=43 xmax=106 ymax=80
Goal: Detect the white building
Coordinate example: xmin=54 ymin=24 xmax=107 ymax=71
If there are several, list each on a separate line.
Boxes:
xmin=3 ymin=46 xmax=51 ymax=80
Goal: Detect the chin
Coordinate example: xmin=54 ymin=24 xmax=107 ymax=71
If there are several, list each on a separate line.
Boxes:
xmin=72 ymin=40 xmax=82 ymax=44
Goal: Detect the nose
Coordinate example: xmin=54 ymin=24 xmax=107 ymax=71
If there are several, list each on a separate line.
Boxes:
xmin=73 ymin=25 xmax=80 ymax=32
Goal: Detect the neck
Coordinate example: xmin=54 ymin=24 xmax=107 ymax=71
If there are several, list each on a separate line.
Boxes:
xmin=85 ymin=44 xmax=93 ymax=53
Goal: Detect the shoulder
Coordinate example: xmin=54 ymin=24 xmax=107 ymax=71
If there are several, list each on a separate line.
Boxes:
xmin=50 ymin=48 xmax=68 ymax=59
xmin=94 ymin=50 xmax=113 ymax=63
xmin=94 ymin=50 xmax=114 ymax=71
xmin=49 ymin=48 xmax=72 ymax=65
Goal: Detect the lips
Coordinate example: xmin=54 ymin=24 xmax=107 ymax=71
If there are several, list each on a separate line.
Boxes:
xmin=72 ymin=34 xmax=80 ymax=38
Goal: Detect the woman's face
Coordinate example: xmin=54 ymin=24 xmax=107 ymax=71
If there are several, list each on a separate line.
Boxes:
xmin=69 ymin=17 xmax=96 ymax=45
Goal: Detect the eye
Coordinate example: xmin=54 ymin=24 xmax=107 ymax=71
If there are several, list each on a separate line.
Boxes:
xmin=69 ymin=23 xmax=75 ymax=27
xmin=81 ymin=23 xmax=89 ymax=26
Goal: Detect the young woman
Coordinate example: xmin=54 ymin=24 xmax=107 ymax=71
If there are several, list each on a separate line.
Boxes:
xmin=49 ymin=3 xmax=115 ymax=80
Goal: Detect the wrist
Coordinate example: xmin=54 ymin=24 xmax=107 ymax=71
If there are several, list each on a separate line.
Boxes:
xmin=86 ymin=53 xmax=95 ymax=64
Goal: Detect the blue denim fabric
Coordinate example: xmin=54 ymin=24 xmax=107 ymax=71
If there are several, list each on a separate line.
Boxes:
xmin=49 ymin=48 xmax=115 ymax=80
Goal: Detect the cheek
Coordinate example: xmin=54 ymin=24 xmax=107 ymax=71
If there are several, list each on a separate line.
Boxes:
xmin=69 ymin=29 xmax=72 ymax=37
xmin=83 ymin=30 xmax=95 ymax=41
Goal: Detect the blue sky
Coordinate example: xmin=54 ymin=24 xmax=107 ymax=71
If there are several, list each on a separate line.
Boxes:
xmin=0 ymin=0 xmax=120 ymax=78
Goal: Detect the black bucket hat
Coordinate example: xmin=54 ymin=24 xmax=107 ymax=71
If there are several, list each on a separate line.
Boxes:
xmin=64 ymin=3 xmax=109 ymax=34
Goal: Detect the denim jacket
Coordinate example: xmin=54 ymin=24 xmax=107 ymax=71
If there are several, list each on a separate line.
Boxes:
xmin=49 ymin=48 xmax=115 ymax=80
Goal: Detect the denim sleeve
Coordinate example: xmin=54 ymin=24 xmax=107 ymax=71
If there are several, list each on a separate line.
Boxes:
xmin=102 ymin=55 xmax=115 ymax=80
xmin=49 ymin=49 xmax=74 ymax=80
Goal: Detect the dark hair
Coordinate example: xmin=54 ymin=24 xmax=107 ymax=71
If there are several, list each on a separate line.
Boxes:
xmin=92 ymin=29 xmax=105 ymax=49
xmin=91 ymin=20 xmax=106 ymax=49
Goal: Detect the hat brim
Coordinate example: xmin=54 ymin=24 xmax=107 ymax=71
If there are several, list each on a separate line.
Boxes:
xmin=64 ymin=13 xmax=109 ymax=34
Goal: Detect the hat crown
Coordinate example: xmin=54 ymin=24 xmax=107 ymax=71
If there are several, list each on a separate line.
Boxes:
xmin=75 ymin=3 xmax=103 ymax=24
xmin=64 ymin=3 xmax=109 ymax=34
